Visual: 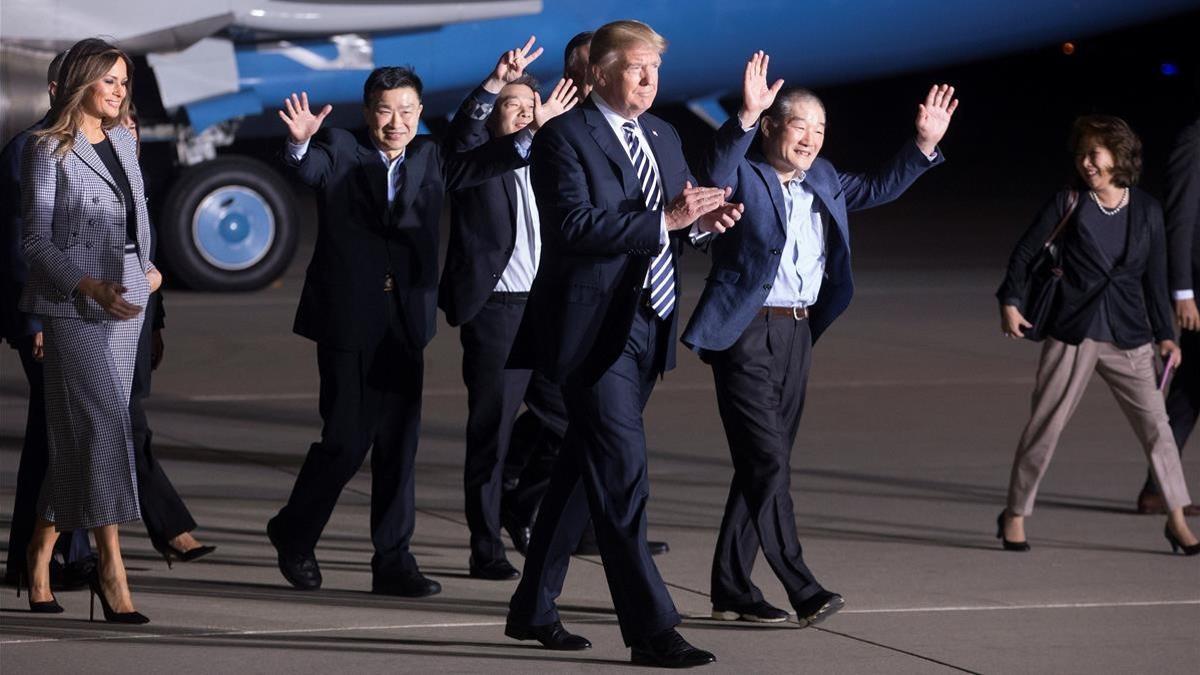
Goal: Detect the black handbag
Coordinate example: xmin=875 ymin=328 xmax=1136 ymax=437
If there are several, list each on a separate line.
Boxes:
xmin=1020 ymin=191 xmax=1079 ymax=342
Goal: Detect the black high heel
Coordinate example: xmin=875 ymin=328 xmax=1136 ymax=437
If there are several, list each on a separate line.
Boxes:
xmin=996 ymin=511 xmax=1031 ymax=552
xmin=152 ymin=541 xmax=217 ymax=570
xmin=87 ymin=569 xmax=149 ymax=624
xmin=1164 ymin=525 xmax=1200 ymax=556
xmin=18 ymin=569 xmax=64 ymax=614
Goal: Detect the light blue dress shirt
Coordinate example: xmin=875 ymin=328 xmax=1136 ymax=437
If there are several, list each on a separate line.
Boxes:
xmin=765 ymin=173 xmax=826 ymax=308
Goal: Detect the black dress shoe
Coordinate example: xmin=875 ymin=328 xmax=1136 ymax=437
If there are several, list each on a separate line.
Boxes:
xmin=794 ymin=591 xmax=845 ymax=628
xmin=630 ymin=629 xmax=715 ymax=668
xmin=469 ymin=557 xmax=520 ymax=580
xmin=574 ymin=538 xmax=670 ymax=556
xmin=372 ymin=572 xmax=442 ymax=597
xmin=267 ymin=519 xmax=321 ymax=590
xmin=505 ymin=619 xmax=592 ymax=650
xmin=504 ymin=520 xmax=533 ymax=556
xmin=711 ymin=599 xmax=789 ymax=623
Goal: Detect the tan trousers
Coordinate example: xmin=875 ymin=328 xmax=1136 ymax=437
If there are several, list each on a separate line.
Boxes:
xmin=1007 ymin=338 xmax=1192 ymax=515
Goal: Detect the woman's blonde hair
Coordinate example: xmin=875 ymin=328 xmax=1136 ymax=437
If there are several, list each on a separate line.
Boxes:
xmin=589 ymin=20 xmax=667 ymax=75
xmin=35 ymin=38 xmax=134 ymax=156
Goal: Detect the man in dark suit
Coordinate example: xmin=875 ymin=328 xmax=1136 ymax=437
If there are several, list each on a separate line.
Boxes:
xmin=504 ymin=20 xmax=740 ymax=668
xmin=682 ymin=52 xmax=955 ymax=626
xmin=497 ymin=29 xmax=671 ymax=559
xmin=440 ymin=43 xmax=579 ymax=580
xmin=266 ymin=49 xmax=535 ymax=597
xmin=1142 ymin=116 xmax=1200 ymax=515
xmin=1 ymin=51 xmax=94 ymax=589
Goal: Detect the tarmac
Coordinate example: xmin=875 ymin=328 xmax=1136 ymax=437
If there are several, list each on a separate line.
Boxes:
xmin=2 ymin=190 xmax=1198 ymax=674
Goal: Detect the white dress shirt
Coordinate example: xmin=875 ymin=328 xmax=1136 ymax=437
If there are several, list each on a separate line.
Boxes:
xmin=495 ymin=165 xmax=541 ymax=293
xmin=590 ymin=92 xmax=669 ymax=251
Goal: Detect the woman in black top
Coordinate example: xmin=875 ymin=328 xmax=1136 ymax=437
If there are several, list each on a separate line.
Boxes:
xmin=20 ymin=38 xmax=162 ymax=622
xmin=997 ymin=115 xmax=1199 ymax=555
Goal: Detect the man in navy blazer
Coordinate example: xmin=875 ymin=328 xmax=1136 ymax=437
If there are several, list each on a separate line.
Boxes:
xmin=266 ymin=55 xmax=531 ymax=598
xmin=682 ymin=52 xmax=957 ymax=627
xmin=505 ymin=20 xmax=740 ymax=668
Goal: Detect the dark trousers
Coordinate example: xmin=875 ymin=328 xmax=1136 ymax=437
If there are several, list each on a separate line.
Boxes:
xmin=271 ymin=327 xmax=424 ymax=580
xmin=4 ymin=336 xmax=91 ymax=582
xmin=501 ymin=409 xmax=562 ymax=528
xmin=130 ymin=298 xmax=196 ymax=548
xmin=708 ymin=314 xmax=824 ymax=611
xmin=509 ymin=306 xmax=679 ymax=645
xmin=1145 ymin=328 xmax=1197 ymax=495
xmin=461 ymin=293 xmax=567 ymax=564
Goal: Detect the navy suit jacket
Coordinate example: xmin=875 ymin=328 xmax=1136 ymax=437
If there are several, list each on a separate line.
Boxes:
xmin=508 ymin=100 xmax=694 ymax=385
xmin=283 ymin=100 xmax=524 ymax=351
xmin=439 ymin=87 xmax=531 ymax=327
xmin=682 ymin=118 xmax=943 ymax=353
xmin=1165 ymin=118 xmax=1200 ymax=294
xmin=1 ymin=119 xmax=45 ymax=343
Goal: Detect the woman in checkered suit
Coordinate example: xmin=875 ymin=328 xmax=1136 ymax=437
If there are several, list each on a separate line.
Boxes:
xmin=18 ymin=38 xmax=162 ymax=623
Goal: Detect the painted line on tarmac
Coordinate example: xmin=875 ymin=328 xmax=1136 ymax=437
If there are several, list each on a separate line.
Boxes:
xmin=842 ymin=599 xmax=1200 ymax=614
xmin=182 ymin=376 xmax=1034 ymax=402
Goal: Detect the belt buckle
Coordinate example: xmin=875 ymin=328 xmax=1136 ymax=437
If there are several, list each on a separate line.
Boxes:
xmin=792 ymin=306 xmax=804 ymax=320
xmin=383 ymin=273 xmax=395 ymax=293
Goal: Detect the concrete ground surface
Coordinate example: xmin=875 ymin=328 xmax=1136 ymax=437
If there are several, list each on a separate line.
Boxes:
xmin=2 ymin=200 xmax=1199 ymax=674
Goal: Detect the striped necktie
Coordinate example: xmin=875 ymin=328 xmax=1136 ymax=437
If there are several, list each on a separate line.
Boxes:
xmin=622 ymin=121 xmax=675 ymax=319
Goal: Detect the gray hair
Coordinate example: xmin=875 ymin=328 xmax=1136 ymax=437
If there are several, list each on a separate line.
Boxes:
xmin=762 ymin=87 xmax=825 ymax=124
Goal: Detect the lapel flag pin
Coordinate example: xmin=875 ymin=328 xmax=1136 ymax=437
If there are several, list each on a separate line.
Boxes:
xmin=651 ymin=130 xmax=659 ymax=136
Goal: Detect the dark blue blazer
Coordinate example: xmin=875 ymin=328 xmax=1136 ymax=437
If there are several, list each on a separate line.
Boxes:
xmin=439 ymin=87 xmax=530 ymax=327
xmin=282 ymin=100 xmax=524 ymax=351
xmin=1 ymin=119 xmax=45 ymax=343
xmin=682 ymin=118 xmax=943 ymax=353
xmin=508 ymin=100 xmax=694 ymax=385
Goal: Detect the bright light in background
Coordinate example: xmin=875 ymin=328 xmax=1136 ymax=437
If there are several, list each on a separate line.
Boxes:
xmin=1061 ymin=42 xmax=1076 ymax=55
xmin=1160 ymin=62 xmax=1179 ymax=76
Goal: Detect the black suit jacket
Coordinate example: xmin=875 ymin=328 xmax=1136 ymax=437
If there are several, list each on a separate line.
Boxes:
xmin=507 ymin=99 xmax=694 ymax=385
xmin=1166 ymin=118 xmax=1200 ymax=295
xmin=282 ymin=112 xmax=526 ymax=351
xmin=1 ymin=119 xmax=45 ymax=343
xmin=439 ymin=87 xmax=530 ymax=327
xmin=998 ymin=188 xmax=1174 ymax=348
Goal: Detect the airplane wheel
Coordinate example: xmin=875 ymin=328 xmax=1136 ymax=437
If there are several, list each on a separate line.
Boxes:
xmin=159 ymin=156 xmax=297 ymax=291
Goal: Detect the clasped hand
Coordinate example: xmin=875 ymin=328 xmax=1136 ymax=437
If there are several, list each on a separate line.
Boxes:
xmin=665 ymin=182 xmax=744 ymax=233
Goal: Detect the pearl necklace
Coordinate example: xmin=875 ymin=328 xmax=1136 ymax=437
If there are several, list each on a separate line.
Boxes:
xmin=1089 ymin=187 xmax=1129 ymax=216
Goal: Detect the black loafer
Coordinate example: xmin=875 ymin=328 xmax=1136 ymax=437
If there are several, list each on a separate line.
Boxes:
xmin=505 ymin=619 xmax=592 ymax=650
xmin=794 ymin=591 xmax=844 ymax=628
xmin=502 ymin=513 xmax=533 ymax=556
xmin=630 ymin=629 xmax=715 ymax=668
xmin=267 ymin=519 xmax=321 ymax=590
xmin=712 ymin=599 xmax=789 ymax=623
xmin=372 ymin=572 xmax=442 ymax=598
xmin=469 ymin=557 xmax=521 ymax=580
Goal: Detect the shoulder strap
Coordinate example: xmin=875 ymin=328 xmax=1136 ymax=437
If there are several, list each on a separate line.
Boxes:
xmin=1044 ymin=190 xmax=1080 ymax=246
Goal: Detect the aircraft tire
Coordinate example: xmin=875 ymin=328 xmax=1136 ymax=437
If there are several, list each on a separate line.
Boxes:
xmin=159 ymin=156 xmax=298 ymax=291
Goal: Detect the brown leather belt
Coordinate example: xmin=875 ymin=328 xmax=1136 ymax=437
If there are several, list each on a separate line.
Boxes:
xmin=757 ymin=306 xmax=808 ymax=320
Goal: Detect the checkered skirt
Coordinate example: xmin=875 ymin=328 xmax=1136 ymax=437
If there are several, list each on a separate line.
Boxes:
xmin=37 ymin=251 xmax=148 ymax=530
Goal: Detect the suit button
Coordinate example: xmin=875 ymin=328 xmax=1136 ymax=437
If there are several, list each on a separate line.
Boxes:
xmin=491 ymin=273 xmax=499 ymax=279
xmin=92 ymin=197 xmax=100 ymax=204
xmin=762 ymin=283 xmax=772 ymax=290
xmin=85 ymin=242 xmax=92 ymax=249
xmin=771 ymin=248 xmax=781 ymax=255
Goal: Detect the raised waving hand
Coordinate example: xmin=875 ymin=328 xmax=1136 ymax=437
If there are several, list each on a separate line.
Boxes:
xmin=532 ymin=78 xmax=580 ymax=130
xmin=484 ymin=35 xmax=545 ymax=93
xmin=278 ymin=92 xmax=332 ymax=145
xmin=915 ymin=84 xmax=959 ymax=156
xmin=739 ymin=51 xmax=784 ymax=128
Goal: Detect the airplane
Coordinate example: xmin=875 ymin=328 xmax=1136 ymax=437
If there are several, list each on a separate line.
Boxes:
xmin=2 ymin=0 xmax=1194 ymax=291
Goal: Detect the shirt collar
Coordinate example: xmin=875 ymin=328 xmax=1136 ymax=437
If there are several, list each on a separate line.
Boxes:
xmin=376 ymin=147 xmax=405 ymax=170
xmin=591 ymin=91 xmax=640 ymax=137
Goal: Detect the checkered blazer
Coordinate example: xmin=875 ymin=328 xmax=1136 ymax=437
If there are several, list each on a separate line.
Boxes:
xmin=18 ymin=125 xmax=155 ymax=320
